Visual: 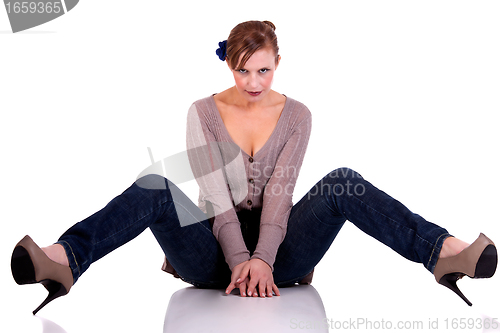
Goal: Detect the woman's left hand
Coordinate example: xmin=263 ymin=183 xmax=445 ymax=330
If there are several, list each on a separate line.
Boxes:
xmin=238 ymin=258 xmax=280 ymax=297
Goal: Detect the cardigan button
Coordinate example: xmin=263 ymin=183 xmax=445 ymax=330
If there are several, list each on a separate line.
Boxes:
xmin=249 ymin=157 xmax=254 ymax=163
xmin=249 ymin=178 xmax=254 ymax=184
xmin=247 ymin=200 xmax=252 ymax=206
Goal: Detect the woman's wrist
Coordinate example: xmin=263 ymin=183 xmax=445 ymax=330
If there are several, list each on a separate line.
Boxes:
xmin=250 ymin=257 xmax=270 ymax=267
xmin=249 ymin=255 xmax=273 ymax=271
xmin=231 ymin=259 xmax=250 ymax=272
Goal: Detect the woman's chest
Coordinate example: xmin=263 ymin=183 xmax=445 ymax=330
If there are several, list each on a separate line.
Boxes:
xmin=218 ymin=105 xmax=283 ymax=157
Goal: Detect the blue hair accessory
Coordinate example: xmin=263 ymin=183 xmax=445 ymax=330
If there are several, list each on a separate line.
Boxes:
xmin=216 ymin=40 xmax=227 ymax=61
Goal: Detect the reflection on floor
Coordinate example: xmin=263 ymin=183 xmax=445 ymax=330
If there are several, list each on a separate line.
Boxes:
xmin=163 ymin=285 xmax=328 ymax=332
xmin=37 ymin=316 xmax=67 ymax=333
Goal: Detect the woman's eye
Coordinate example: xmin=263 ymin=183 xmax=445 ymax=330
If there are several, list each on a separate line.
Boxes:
xmin=259 ymin=68 xmax=269 ymax=73
xmin=238 ymin=69 xmax=247 ymax=74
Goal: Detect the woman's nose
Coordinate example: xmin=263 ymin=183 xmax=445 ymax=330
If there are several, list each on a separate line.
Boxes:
xmin=247 ymin=74 xmax=259 ymax=89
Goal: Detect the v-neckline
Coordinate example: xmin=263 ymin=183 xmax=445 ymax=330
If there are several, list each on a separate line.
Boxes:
xmin=210 ymin=94 xmax=288 ymax=159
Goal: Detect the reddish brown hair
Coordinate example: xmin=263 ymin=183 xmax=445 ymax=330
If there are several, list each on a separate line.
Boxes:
xmin=226 ymin=20 xmax=279 ymax=70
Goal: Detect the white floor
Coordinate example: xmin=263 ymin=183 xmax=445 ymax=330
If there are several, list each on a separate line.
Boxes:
xmin=163 ymin=285 xmax=328 ymax=332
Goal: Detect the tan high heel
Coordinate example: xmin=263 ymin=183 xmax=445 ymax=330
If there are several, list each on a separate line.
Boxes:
xmin=11 ymin=235 xmax=74 ymax=315
xmin=434 ymin=233 xmax=497 ymax=306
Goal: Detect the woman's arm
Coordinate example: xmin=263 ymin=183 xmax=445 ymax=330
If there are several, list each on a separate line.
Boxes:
xmin=251 ymin=108 xmax=312 ymax=271
xmin=186 ymin=101 xmax=250 ymax=271
xmin=241 ymin=105 xmax=312 ymax=298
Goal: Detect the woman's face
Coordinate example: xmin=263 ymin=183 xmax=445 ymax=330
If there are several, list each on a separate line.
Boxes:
xmin=230 ymin=48 xmax=280 ymax=103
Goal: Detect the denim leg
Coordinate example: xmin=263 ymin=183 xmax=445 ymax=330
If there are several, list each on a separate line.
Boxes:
xmin=273 ymin=168 xmax=451 ymax=285
xmin=56 ymin=174 xmax=231 ymax=287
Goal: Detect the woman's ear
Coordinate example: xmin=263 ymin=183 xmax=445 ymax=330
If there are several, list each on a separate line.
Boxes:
xmin=275 ymin=55 xmax=281 ymax=70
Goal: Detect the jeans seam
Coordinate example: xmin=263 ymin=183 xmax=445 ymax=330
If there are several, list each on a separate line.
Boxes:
xmin=426 ymin=232 xmax=450 ymax=271
xmin=97 ymin=195 xmax=212 ymax=247
xmin=299 ymin=200 xmax=340 ymax=227
xmin=346 ymin=195 xmax=417 ymax=249
xmin=95 ymin=196 xmax=174 ymax=246
xmin=57 ymin=240 xmax=80 ymax=278
xmin=349 ymin=194 xmax=442 ymax=269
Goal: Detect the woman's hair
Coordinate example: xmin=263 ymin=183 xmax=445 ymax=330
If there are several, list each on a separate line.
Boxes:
xmin=226 ymin=20 xmax=279 ymax=70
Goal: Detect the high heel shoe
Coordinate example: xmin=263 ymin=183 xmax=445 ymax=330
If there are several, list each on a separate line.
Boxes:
xmin=11 ymin=235 xmax=74 ymax=315
xmin=434 ymin=233 xmax=497 ymax=306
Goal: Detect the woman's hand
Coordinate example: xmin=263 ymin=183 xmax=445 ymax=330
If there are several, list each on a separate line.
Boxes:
xmin=225 ymin=259 xmax=280 ymax=297
xmin=225 ymin=260 xmax=250 ymax=297
xmin=243 ymin=258 xmax=280 ymax=298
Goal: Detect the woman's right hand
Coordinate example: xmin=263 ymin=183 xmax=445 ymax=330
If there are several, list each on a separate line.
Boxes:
xmin=225 ymin=259 xmax=280 ymax=298
xmin=225 ymin=260 xmax=250 ymax=296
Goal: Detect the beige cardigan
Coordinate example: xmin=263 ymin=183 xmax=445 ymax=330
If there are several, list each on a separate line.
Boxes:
xmin=162 ymin=95 xmax=313 ymax=282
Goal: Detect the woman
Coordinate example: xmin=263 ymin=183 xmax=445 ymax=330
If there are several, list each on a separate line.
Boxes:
xmin=11 ymin=20 xmax=497 ymax=315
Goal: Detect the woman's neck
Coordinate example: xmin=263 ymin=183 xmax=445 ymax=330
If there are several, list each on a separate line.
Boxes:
xmin=219 ymin=87 xmax=282 ymax=111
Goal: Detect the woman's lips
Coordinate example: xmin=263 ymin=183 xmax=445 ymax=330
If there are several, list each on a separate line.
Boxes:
xmin=247 ymin=91 xmax=262 ymax=97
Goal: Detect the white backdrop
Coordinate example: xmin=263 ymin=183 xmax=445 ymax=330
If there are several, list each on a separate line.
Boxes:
xmin=1 ymin=1 xmax=499 ymax=332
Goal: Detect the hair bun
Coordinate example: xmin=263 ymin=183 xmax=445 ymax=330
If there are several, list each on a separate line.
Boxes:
xmin=262 ymin=21 xmax=276 ymax=31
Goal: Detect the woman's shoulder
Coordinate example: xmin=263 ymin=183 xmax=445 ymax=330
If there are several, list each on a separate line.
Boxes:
xmin=187 ymin=95 xmax=218 ymax=117
xmin=284 ymin=95 xmax=312 ymax=122
xmin=192 ymin=94 xmax=216 ymax=108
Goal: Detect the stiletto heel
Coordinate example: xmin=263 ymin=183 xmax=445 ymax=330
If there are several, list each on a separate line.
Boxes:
xmin=434 ymin=233 xmax=497 ymax=306
xmin=33 ymin=280 xmax=70 ymax=315
xmin=438 ymin=273 xmax=472 ymax=306
xmin=11 ymin=235 xmax=74 ymax=315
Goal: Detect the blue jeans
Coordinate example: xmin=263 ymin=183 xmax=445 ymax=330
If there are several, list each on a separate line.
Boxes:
xmin=57 ymin=168 xmax=450 ymax=287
